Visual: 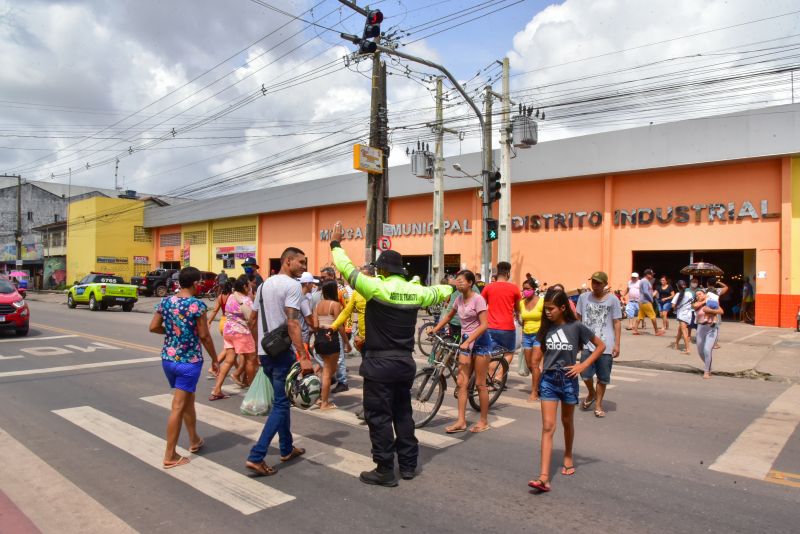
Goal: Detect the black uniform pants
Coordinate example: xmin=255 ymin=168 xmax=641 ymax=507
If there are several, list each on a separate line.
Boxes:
xmin=362 ymin=378 xmax=418 ymax=471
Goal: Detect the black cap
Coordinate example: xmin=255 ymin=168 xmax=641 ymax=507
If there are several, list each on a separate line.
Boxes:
xmin=242 ymin=257 xmax=259 ymax=268
xmin=374 ymin=250 xmax=407 ymax=276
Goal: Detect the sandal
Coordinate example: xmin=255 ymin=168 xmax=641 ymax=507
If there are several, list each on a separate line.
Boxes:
xmin=594 ymin=409 xmax=606 ymax=418
xmin=319 ymin=403 xmax=337 ymax=411
xmin=445 ymin=424 xmax=467 ymax=434
xmin=246 ymin=460 xmax=276 ymax=476
xmin=469 ymin=424 xmax=491 ymax=433
xmin=561 ymin=465 xmax=575 ymax=476
xmin=208 ymin=393 xmax=230 ymax=401
xmin=163 ymin=456 xmax=190 ymax=469
xmin=580 ymin=397 xmax=596 ymax=411
xmin=528 ymin=476 xmax=551 ymax=492
xmin=280 ymin=447 xmax=306 ymax=462
xmin=189 ymin=439 xmax=204 ymax=453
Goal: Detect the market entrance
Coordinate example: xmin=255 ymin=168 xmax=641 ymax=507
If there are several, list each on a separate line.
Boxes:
xmin=631 ymin=249 xmax=753 ymax=319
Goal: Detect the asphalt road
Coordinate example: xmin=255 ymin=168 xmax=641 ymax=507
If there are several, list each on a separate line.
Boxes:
xmin=1 ymin=301 xmax=799 ymax=533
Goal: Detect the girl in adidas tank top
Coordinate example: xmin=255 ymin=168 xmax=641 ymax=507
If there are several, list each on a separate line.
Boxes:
xmin=528 ymin=287 xmax=605 ymax=493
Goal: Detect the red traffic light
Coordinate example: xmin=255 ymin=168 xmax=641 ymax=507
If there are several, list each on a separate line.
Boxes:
xmin=368 ymin=10 xmax=383 ymax=24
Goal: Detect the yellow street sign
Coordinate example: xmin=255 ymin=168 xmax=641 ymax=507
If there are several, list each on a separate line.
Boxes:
xmin=353 ymin=144 xmax=383 ymax=174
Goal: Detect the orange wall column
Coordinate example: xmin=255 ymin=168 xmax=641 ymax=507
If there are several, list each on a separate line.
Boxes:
xmin=601 ymin=175 xmax=613 ymax=275
xmin=779 ymin=157 xmax=794 ymax=327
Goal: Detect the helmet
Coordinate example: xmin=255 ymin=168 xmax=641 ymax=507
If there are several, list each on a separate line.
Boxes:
xmin=285 ymin=362 xmax=321 ymax=409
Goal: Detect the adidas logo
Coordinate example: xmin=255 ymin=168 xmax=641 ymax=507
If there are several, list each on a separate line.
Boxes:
xmin=546 ymin=329 xmax=573 ymax=351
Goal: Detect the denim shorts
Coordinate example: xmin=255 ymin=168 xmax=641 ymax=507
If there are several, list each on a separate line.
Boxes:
xmin=539 ymin=370 xmax=579 ymax=404
xmin=521 ymin=332 xmax=540 ymax=349
xmin=660 ymin=302 xmax=673 ymax=313
xmin=162 ymin=360 xmax=202 ymax=393
xmin=580 ymin=350 xmax=613 ymax=384
xmin=487 ymin=328 xmax=516 ymax=352
xmin=460 ymin=332 xmax=492 ymax=356
xmin=625 ymin=301 xmax=639 ymax=318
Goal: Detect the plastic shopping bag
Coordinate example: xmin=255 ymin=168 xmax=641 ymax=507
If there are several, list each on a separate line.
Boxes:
xmin=240 ymin=368 xmax=274 ymax=416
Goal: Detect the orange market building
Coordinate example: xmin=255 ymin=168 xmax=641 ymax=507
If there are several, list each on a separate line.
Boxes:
xmin=143 ymin=105 xmax=800 ymax=328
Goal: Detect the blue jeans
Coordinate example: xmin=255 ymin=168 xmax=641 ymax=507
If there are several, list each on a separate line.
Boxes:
xmin=336 ymin=337 xmax=348 ymax=385
xmin=248 ymin=351 xmax=295 ymax=462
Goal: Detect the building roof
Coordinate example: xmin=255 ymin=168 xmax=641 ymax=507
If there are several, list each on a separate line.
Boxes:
xmin=31 ymin=221 xmax=67 ymax=232
xmin=0 ymin=177 xmax=189 ymax=206
xmin=143 ymin=103 xmax=800 ymax=228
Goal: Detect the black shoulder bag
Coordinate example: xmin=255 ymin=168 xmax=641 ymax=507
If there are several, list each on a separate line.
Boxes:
xmin=259 ymin=285 xmax=292 ymax=357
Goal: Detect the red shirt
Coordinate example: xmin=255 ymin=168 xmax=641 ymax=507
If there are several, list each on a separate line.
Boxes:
xmin=482 ymin=281 xmax=521 ymax=330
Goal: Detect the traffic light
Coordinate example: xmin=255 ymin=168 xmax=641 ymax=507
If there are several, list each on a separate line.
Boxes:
xmin=359 ymin=9 xmax=383 ymax=54
xmin=486 ymin=218 xmax=498 ymax=242
xmin=486 ymin=171 xmax=501 ymax=203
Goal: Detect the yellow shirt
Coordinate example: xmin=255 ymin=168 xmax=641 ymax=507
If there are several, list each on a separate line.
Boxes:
xmin=331 ymin=290 xmax=367 ymax=338
xmin=519 ymin=297 xmax=544 ymax=334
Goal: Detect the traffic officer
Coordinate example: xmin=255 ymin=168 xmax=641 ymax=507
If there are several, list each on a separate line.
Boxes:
xmin=241 ymin=257 xmax=264 ymax=286
xmin=329 ymin=222 xmax=453 ymax=487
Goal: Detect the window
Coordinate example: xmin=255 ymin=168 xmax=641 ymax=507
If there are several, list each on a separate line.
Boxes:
xmin=27 ymin=211 xmax=33 ymax=221
xmin=134 ymin=226 xmax=152 ymax=243
xmin=54 ymin=214 xmax=60 ymax=222
xmin=212 ymin=225 xmax=256 ymax=244
xmin=183 ymin=230 xmax=207 ymax=245
xmin=159 ymin=232 xmax=181 ymax=247
xmin=50 ymin=232 xmax=63 ymax=248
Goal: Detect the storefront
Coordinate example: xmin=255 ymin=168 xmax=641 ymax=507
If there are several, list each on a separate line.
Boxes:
xmin=141 ymin=105 xmax=800 ymax=327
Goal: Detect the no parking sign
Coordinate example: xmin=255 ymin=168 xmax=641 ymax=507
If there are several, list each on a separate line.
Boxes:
xmin=377 ymin=236 xmax=392 ymax=252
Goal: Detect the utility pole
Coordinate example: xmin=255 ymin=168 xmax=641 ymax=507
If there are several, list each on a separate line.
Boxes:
xmin=364 ymin=53 xmax=382 ymax=263
xmin=498 ymin=57 xmax=512 ymax=263
xmin=481 ymin=86 xmax=493 ymax=281
xmin=379 ymin=60 xmax=389 ymax=242
xmin=432 ymin=78 xmax=445 ymax=285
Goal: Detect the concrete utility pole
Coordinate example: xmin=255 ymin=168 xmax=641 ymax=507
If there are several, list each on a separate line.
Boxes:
xmin=481 ymin=86 xmax=493 ymax=281
xmin=379 ymin=60 xmax=389 ymax=238
xmin=498 ymin=57 xmax=512 ymax=263
xmin=432 ymin=78 xmax=445 ymax=285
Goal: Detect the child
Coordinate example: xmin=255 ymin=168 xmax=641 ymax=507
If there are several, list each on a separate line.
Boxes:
xmin=529 ymin=287 xmax=605 ymax=492
xmin=150 ymin=267 xmax=218 ymax=469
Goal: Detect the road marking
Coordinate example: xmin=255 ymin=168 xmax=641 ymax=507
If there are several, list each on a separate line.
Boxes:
xmin=709 ymin=385 xmax=800 ymax=480
xmin=765 ymin=470 xmax=800 ymax=488
xmin=730 ymin=330 xmax=765 ymax=344
xmin=612 ymin=368 xmax=659 ymax=377
xmin=345 ymin=386 xmax=516 ymax=428
xmin=0 ymin=357 xmax=156 ymax=378
xmin=0 ymin=334 xmax=78 ymax=343
xmin=53 ymin=406 xmax=294 ymax=514
xmin=298 ymin=402 xmax=461 ymax=449
xmin=142 ymin=394 xmax=374 ymax=477
xmin=31 ymin=322 xmax=161 ymax=354
xmin=0 ymin=425 xmax=136 ymax=533
xmin=0 ymin=355 xmax=23 ymax=361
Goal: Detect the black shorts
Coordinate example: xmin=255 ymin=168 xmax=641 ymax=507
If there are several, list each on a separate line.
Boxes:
xmin=315 ymin=328 xmax=341 ymax=355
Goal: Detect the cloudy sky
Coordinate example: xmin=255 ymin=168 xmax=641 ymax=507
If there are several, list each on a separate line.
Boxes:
xmin=1 ymin=0 xmax=798 ymax=198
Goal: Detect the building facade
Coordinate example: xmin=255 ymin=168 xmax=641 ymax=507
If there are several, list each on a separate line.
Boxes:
xmin=138 ymin=105 xmax=800 ymax=327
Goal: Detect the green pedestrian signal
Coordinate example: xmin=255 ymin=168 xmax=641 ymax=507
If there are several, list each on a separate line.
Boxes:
xmin=486 ymin=218 xmax=498 ymax=242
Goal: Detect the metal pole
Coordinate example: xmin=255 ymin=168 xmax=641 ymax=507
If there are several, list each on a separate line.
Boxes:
xmin=16 ymin=174 xmax=22 ymax=263
xmin=432 ymin=77 xmax=445 ymax=285
xmin=481 ymin=85 xmax=493 ymax=282
xmin=498 ymin=57 xmax=512 ymax=263
xmin=379 ymin=60 xmax=389 ymax=238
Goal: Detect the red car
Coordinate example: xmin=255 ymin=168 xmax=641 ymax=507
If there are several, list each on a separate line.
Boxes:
xmin=168 ymin=271 xmax=218 ymax=299
xmin=0 ymin=278 xmax=29 ymax=336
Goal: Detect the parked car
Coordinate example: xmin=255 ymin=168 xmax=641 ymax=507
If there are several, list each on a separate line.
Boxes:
xmin=0 ymin=278 xmax=29 ymax=336
xmin=131 ymin=269 xmax=177 ymax=297
xmin=169 ymin=271 xmax=217 ymax=297
xmin=66 ymin=273 xmax=138 ymax=312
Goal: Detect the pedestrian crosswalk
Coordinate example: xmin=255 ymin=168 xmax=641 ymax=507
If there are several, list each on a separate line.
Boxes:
xmin=44 ymin=364 xmax=663 ymax=517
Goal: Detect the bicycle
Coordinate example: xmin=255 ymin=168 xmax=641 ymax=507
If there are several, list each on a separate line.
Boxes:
xmin=410 ymin=333 xmax=509 ymax=428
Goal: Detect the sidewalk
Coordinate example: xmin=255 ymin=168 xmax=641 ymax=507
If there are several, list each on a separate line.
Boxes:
xmin=614 ymin=320 xmax=800 ymax=384
xmin=24 ymin=290 xmax=162 ymax=315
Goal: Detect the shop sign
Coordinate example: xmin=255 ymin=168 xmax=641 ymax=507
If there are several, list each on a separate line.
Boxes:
xmin=215 ymin=246 xmax=255 ymax=259
xmin=320 ymin=219 xmax=473 ymax=241
xmin=96 ymin=256 xmax=128 ymax=264
xmin=182 ymin=241 xmax=190 ymax=267
xmin=511 ymin=199 xmax=779 ymax=232
xmin=133 ymin=256 xmax=149 ymax=265
xmin=165 ymin=250 xmax=174 ymax=261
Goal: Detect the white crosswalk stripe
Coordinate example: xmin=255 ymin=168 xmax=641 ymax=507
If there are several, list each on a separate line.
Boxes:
xmin=53 ymin=406 xmax=295 ymax=514
xmin=141 ymin=394 xmax=375 ymax=478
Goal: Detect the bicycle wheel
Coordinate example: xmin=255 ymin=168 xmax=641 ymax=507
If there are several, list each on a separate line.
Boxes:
xmin=411 ymin=368 xmax=445 ymax=428
xmin=468 ymin=355 xmax=509 ymax=410
xmin=416 ymin=321 xmax=437 ymax=358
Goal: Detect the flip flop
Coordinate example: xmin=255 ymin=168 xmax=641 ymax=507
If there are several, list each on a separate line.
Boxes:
xmin=594 ymin=409 xmax=606 ymax=418
xmin=445 ymin=425 xmax=467 ymax=434
xmin=528 ymin=478 xmax=551 ymax=492
xmin=580 ymin=398 xmax=596 ymax=411
xmin=469 ymin=424 xmax=491 ymax=433
xmin=246 ymin=461 xmax=276 ymax=476
xmin=163 ymin=456 xmax=190 ymax=469
xmin=319 ymin=403 xmax=337 ymax=411
xmin=189 ymin=439 xmax=205 ymax=453
xmin=561 ymin=465 xmax=575 ymax=476
xmin=280 ymin=447 xmax=306 ymax=462
xmin=208 ymin=393 xmax=230 ymax=401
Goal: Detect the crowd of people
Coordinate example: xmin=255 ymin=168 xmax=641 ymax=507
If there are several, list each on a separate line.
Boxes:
xmin=147 ymin=223 xmax=745 ymax=492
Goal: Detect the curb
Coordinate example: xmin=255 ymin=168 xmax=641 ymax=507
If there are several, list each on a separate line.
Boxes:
xmin=25 ymin=296 xmax=154 ymax=315
xmin=615 ymin=360 xmax=798 ymax=385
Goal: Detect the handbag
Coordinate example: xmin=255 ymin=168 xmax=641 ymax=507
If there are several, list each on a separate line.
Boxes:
xmin=259 ymin=285 xmax=292 ymax=357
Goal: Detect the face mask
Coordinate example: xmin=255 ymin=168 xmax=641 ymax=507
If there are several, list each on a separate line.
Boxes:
xmin=244 ymin=266 xmax=253 ymax=274
xmin=522 ymin=289 xmax=534 ymax=298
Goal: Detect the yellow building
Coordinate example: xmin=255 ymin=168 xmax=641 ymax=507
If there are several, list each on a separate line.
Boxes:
xmin=66 ymin=196 xmax=156 ymax=283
